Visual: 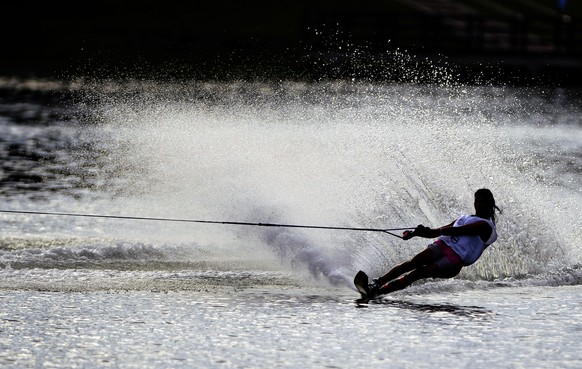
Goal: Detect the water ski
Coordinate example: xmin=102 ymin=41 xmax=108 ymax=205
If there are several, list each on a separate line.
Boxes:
xmin=354 ymin=270 xmax=370 ymax=298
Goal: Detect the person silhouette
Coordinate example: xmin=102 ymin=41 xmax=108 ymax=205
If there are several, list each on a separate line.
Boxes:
xmin=365 ymin=188 xmax=500 ymax=299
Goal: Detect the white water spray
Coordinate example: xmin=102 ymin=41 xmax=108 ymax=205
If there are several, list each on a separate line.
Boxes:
xmin=2 ymin=79 xmax=580 ymax=290
xmin=60 ymin=80 xmax=579 ymax=288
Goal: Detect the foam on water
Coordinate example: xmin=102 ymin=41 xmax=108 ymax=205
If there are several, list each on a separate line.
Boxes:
xmin=1 ymin=80 xmax=581 ymax=292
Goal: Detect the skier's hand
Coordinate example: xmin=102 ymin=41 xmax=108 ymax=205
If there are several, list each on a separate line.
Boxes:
xmin=402 ymin=230 xmax=414 ymax=240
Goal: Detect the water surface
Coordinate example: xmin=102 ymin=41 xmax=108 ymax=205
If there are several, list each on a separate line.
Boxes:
xmin=0 ymin=78 xmax=581 ymax=368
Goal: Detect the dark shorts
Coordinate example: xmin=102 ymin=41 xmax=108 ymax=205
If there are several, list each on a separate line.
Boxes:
xmin=427 ymin=240 xmax=463 ymax=278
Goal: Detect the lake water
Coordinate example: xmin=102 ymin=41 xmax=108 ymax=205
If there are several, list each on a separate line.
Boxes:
xmin=0 ymin=77 xmax=581 ymax=368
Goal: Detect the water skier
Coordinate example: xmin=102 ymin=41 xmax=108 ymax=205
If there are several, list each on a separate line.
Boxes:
xmin=365 ymin=188 xmax=500 ymax=299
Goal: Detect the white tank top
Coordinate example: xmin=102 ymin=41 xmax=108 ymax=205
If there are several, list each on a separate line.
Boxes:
xmin=438 ymin=214 xmax=497 ymax=266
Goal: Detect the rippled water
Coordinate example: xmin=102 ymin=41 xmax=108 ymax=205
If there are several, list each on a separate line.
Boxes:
xmin=0 ymin=78 xmax=581 ymax=368
xmin=2 ymin=286 xmax=581 ymax=368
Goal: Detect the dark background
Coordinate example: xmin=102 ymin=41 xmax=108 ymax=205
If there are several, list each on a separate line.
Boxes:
xmin=3 ymin=0 xmax=582 ymax=85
